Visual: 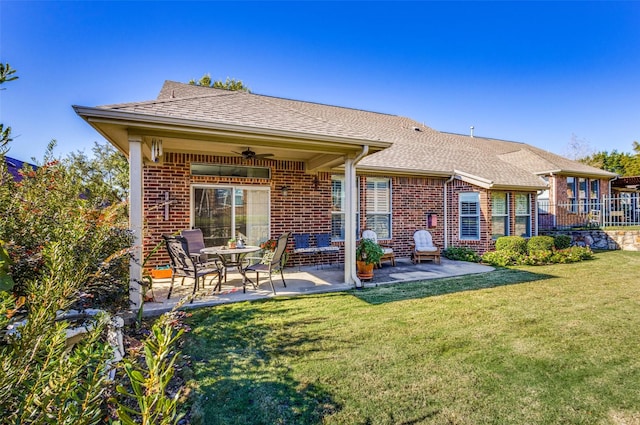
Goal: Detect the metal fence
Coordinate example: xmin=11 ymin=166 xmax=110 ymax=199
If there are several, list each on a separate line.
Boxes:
xmin=537 ymin=194 xmax=640 ymax=230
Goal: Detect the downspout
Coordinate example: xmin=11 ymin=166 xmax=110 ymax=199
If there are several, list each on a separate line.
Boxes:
xmin=443 ymin=174 xmax=455 ymax=249
xmin=345 ymin=145 xmax=369 ymax=288
xmin=535 ymin=190 xmax=545 ymax=236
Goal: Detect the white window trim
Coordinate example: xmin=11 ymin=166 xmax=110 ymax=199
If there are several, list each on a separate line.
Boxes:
xmin=365 ymin=177 xmax=392 ymax=240
xmin=491 ymin=191 xmax=509 ymax=239
xmin=515 ymin=193 xmax=531 ymax=237
xmin=459 ymin=192 xmax=480 ymax=241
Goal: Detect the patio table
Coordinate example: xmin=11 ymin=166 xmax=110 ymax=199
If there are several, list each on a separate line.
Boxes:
xmin=200 ymin=246 xmax=261 ymax=290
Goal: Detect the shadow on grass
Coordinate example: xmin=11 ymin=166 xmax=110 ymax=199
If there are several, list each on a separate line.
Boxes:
xmin=352 ymin=268 xmax=556 ymax=305
xmin=184 ymin=303 xmax=341 ymax=425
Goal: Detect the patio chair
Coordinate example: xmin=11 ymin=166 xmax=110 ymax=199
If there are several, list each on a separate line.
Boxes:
xmin=245 ymin=232 xmax=291 ymax=294
xmin=361 ymin=229 xmax=395 ymax=267
xmin=411 ymin=230 xmax=441 ymax=264
xmin=315 ymin=232 xmax=339 ymax=267
xmin=181 ymin=228 xmax=216 ymax=266
xmin=293 ymin=233 xmax=316 ymax=267
xmin=163 ymin=235 xmax=221 ymax=301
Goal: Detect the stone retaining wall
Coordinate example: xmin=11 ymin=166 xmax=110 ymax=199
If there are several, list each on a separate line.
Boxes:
xmin=541 ymin=230 xmax=640 ymax=251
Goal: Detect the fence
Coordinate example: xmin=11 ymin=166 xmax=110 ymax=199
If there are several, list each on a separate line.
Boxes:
xmin=537 ymin=194 xmax=640 ymax=231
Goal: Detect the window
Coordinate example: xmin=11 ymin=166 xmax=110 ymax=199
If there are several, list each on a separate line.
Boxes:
xmin=515 ymin=193 xmax=531 ymax=237
xmin=579 ymin=178 xmax=588 ymax=213
xmin=567 ymin=177 xmax=577 ymax=212
xmin=191 ymin=163 xmax=270 ymax=179
xmin=192 ymin=186 xmax=270 ymax=247
xmin=491 ymin=192 xmax=509 ymax=239
xmin=331 ymin=176 xmax=359 ymax=241
xmin=460 ymin=192 xmax=480 ymax=240
xmin=366 ymin=177 xmax=391 ymax=239
xmin=590 ymin=180 xmax=600 ymax=209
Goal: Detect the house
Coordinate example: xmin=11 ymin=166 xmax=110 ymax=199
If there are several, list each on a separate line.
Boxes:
xmin=3 ymin=156 xmax=37 ymax=182
xmin=74 ymin=81 xmax=616 ymax=308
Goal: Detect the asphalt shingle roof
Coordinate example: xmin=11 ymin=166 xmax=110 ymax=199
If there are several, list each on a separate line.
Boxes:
xmin=97 ymin=81 xmax=616 ymax=189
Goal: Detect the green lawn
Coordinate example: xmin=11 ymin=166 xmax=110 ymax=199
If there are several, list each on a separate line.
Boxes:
xmin=183 ymin=251 xmax=640 ymax=425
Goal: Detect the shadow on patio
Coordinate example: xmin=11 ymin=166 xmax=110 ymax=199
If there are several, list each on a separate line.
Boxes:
xmin=143 ymin=257 xmax=495 ymax=316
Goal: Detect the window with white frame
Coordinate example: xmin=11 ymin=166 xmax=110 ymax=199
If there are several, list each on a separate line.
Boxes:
xmin=491 ymin=192 xmax=509 ymax=239
xmin=192 ymin=185 xmax=270 ymax=247
xmin=579 ymin=178 xmax=588 ymax=213
xmin=460 ymin=192 xmax=480 ymax=240
xmin=331 ymin=176 xmax=359 ymax=241
xmin=590 ymin=180 xmax=600 ymax=209
xmin=515 ymin=193 xmax=531 ymax=237
xmin=365 ymin=177 xmax=391 ymax=239
xmin=567 ymin=177 xmax=577 ymax=212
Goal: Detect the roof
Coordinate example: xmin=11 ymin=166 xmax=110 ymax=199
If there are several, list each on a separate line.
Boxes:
xmin=3 ymin=156 xmax=36 ymax=182
xmin=84 ymin=81 xmax=617 ymax=190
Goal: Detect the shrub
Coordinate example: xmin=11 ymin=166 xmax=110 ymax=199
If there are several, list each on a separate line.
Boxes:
xmin=494 ymin=236 xmax=527 ymax=254
xmin=527 ymin=236 xmax=555 ymax=254
xmin=551 ymin=246 xmax=594 ymax=263
xmin=554 ymin=234 xmax=572 ymax=250
xmin=481 ymin=250 xmax=525 ymax=267
xmin=443 ymin=246 xmax=481 ymax=262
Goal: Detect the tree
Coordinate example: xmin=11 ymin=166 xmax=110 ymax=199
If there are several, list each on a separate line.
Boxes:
xmin=564 ymin=133 xmax=594 ymax=161
xmin=578 ymin=141 xmax=640 ymax=176
xmin=0 ymin=63 xmax=18 ymax=154
xmin=64 ymin=141 xmax=129 ymax=207
xmin=188 ymin=73 xmax=250 ymax=92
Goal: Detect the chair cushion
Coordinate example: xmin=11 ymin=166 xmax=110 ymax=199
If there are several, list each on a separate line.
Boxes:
xmin=414 ymin=230 xmax=436 ymax=251
xmin=382 ymin=247 xmax=394 ymax=255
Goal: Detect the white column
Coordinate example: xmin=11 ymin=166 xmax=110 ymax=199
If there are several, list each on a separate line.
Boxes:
xmin=344 ymin=156 xmax=361 ymax=287
xmin=128 ymin=136 xmax=143 ymax=310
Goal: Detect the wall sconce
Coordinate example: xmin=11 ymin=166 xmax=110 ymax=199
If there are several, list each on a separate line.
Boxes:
xmin=312 ymin=175 xmax=320 ymax=191
xmin=151 ymin=138 xmax=163 ymax=163
xmin=280 ymin=186 xmax=290 ymax=197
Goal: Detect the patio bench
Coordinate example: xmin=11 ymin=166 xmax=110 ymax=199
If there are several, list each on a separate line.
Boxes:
xmin=293 ymin=233 xmax=339 ymax=268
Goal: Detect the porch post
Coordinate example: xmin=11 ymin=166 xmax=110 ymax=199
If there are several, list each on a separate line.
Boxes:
xmin=344 ymin=156 xmax=358 ymax=287
xmin=128 ymin=136 xmax=144 ymax=310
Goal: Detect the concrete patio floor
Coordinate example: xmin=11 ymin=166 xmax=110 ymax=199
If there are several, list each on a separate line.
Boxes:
xmin=143 ymin=257 xmax=494 ymax=316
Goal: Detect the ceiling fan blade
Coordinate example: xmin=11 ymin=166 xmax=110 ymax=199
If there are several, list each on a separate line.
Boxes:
xmin=253 ymin=153 xmax=274 ymax=159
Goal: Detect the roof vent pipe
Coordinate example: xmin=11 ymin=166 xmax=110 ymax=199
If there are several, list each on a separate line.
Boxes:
xmin=470 ymin=126 xmax=474 ymax=138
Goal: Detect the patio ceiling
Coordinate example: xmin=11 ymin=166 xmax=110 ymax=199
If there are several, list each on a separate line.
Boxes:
xmin=73 ymin=106 xmax=391 ymax=172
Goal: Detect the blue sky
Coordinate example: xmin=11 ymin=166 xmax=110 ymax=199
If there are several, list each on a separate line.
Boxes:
xmin=2 ymin=1 xmax=639 ymax=163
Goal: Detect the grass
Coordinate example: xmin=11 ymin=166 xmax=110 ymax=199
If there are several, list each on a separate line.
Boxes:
xmin=183 ymin=251 xmax=640 ymax=424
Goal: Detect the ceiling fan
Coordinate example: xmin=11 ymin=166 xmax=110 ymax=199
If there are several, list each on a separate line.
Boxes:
xmin=232 ymin=147 xmax=274 ymax=160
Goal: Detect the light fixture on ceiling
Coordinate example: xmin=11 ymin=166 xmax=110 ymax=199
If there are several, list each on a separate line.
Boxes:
xmin=151 ymin=138 xmax=163 ymax=162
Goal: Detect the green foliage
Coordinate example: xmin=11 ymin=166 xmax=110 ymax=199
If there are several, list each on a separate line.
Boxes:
xmin=188 ymin=73 xmax=251 ymax=92
xmin=0 ymin=143 xmax=133 ymax=310
xmin=356 ymin=237 xmax=384 ymax=265
xmin=443 ymin=246 xmax=480 ymax=262
xmin=0 ymin=241 xmax=14 ymax=291
xmin=481 ymin=250 xmax=525 ymax=267
xmin=112 ymin=315 xmax=186 ymax=425
xmin=494 ymin=236 xmax=527 ymax=254
xmin=553 ymin=234 xmax=572 ymax=250
xmin=526 ymin=235 xmax=555 ymax=254
xmin=482 ymin=245 xmax=593 ymax=266
xmin=0 ymin=251 xmax=113 ymax=425
xmin=579 ymin=143 xmax=640 ymax=176
xmin=0 ymin=63 xmax=18 ymax=153
xmin=64 ymin=141 xmax=129 ymax=207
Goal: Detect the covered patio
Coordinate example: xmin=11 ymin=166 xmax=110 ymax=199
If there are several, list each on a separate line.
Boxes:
xmin=142 ymin=257 xmax=494 ymax=316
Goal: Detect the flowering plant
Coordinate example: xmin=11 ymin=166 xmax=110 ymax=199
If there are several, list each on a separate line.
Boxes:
xmin=259 ymin=239 xmax=277 ymax=252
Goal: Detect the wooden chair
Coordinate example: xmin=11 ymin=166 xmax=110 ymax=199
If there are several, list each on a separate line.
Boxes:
xmin=163 ymin=235 xmax=221 ymax=301
xmin=411 ymin=230 xmax=441 ymax=264
xmin=245 ymin=232 xmax=291 ymax=294
xmin=361 ymin=229 xmax=395 ymax=267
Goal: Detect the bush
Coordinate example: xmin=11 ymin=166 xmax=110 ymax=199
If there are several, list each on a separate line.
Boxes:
xmin=481 ymin=250 xmax=526 ymax=267
xmin=494 ymin=236 xmax=527 ymax=254
xmin=554 ymin=234 xmax=572 ymax=250
xmin=443 ymin=246 xmax=480 ymax=262
xmin=527 ymin=236 xmax=555 ymax=254
xmin=551 ymin=246 xmax=594 ymax=263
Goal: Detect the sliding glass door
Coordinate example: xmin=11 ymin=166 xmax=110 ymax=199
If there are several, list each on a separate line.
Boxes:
xmin=192 ymin=186 xmax=270 ymax=247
